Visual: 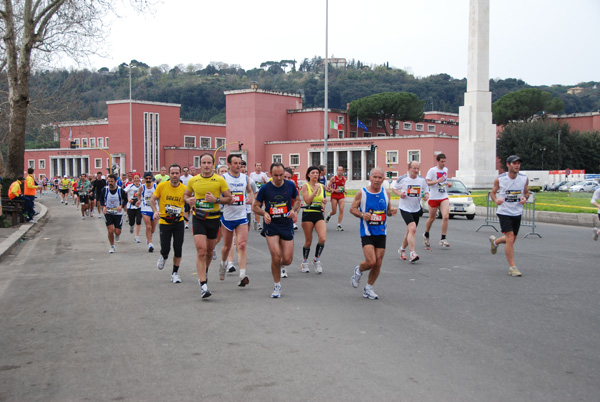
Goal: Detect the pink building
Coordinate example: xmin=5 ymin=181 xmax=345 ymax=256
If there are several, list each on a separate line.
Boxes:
xmin=25 ymin=87 xmax=461 ymax=182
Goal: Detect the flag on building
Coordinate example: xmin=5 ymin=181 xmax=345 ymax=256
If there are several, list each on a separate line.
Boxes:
xmin=68 ymin=128 xmax=72 ymax=141
xmin=357 ymin=119 xmax=369 ymax=131
xmin=330 ymin=120 xmax=343 ymax=130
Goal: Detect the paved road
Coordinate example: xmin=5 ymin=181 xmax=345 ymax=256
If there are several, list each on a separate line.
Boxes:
xmin=1 ymin=200 xmax=599 ymax=401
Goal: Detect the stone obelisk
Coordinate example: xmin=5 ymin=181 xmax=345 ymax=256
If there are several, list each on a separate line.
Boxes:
xmin=456 ymin=0 xmax=497 ymax=188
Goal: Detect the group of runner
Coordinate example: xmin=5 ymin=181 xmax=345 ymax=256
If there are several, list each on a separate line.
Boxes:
xmin=48 ymin=151 xmax=537 ymax=300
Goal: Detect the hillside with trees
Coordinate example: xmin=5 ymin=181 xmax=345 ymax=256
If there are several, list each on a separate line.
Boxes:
xmin=2 ymin=57 xmax=600 ymax=150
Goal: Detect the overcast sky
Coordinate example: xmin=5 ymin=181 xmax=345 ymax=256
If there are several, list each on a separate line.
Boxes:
xmin=80 ymin=0 xmax=598 ymax=87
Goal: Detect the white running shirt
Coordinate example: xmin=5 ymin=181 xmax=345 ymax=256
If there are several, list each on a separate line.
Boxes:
xmin=426 ymin=166 xmax=449 ymax=200
xmin=496 ymin=172 xmax=528 ymax=216
xmin=393 ymin=174 xmax=429 ymax=213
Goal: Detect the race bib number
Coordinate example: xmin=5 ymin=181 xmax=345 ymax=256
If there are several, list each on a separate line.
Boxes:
xmin=165 ymin=204 xmax=182 ymax=216
xmin=195 ymin=199 xmax=214 ymax=210
xmin=438 ymin=183 xmax=446 ymax=193
xmin=368 ymin=210 xmax=386 ymax=226
xmin=232 ymin=192 xmax=244 ymax=206
xmin=505 ymin=190 xmax=521 ymax=202
xmin=256 ymin=182 xmax=263 ymax=188
xmin=269 ymin=203 xmax=289 ymax=218
xmin=407 ymin=185 xmax=421 ymax=197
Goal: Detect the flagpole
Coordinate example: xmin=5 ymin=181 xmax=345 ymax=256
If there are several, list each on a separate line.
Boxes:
xmin=323 ymin=0 xmax=328 ymax=175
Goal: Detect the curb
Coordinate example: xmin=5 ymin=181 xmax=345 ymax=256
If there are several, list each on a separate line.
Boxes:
xmin=0 ymin=202 xmax=48 ymax=263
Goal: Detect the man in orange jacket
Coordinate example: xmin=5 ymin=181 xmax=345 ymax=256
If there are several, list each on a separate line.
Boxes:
xmin=8 ymin=177 xmax=23 ymax=200
xmin=24 ymin=167 xmax=38 ymax=221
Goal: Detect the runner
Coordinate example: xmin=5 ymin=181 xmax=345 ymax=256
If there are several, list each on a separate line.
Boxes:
xmin=592 ymin=186 xmax=600 ymax=241
xmin=154 ymin=166 xmax=169 ymax=184
xmin=179 ymin=166 xmax=193 ymax=229
xmin=137 ymin=171 xmax=158 ymax=252
xmin=92 ymin=172 xmax=107 ymax=218
xmin=150 ymin=164 xmax=187 ymax=284
xmin=349 ymin=167 xmax=397 ymax=300
xmin=59 ymin=175 xmax=70 ymax=205
xmin=423 ymin=153 xmax=452 ymax=248
xmin=77 ymin=173 xmax=91 ymax=219
xmin=249 ymin=162 xmax=269 ymax=230
xmin=100 ymin=174 xmax=128 ymax=253
xmin=392 ymin=161 xmax=429 ymax=263
xmin=318 ymin=165 xmax=327 ymax=186
xmin=300 ymin=166 xmax=328 ymax=274
xmin=219 ymin=154 xmax=254 ymax=286
xmin=72 ymin=176 xmax=79 ymax=209
xmin=184 ymin=153 xmax=232 ymax=299
xmin=124 ymin=173 xmax=142 ymax=242
xmin=326 ymin=165 xmax=347 ymax=231
xmin=489 ymin=155 xmax=530 ymax=277
xmin=252 ymin=162 xmax=301 ymax=298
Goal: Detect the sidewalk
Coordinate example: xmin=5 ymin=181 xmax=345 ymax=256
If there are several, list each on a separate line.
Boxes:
xmin=0 ymin=201 xmax=48 ymax=263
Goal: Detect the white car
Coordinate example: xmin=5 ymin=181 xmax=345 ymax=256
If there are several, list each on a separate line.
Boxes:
xmin=569 ymin=180 xmax=599 ymax=192
xmin=421 ymin=178 xmax=476 ymax=220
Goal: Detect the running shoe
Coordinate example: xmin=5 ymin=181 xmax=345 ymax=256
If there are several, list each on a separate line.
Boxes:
xmin=325 ymin=214 xmax=331 ymax=223
xmin=148 ymin=243 xmax=154 ymax=252
xmin=281 ymin=267 xmax=288 ymax=278
xmin=351 ymin=266 xmax=362 ymax=288
xmin=336 ymin=224 xmax=344 ymax=231
xmin=65 ymin=202 xmax=68 ymax=206
xmin=185 ymin=223 xmax=189 ymax=229
xmin=271 ymin=283 xmax=282 ymax=298
xmin=509 ymin=267 xmax=522 ymax=277
xmin=293 ymin=224 xmax=298 ymax=231
xmin=134 ymin=236 xmax=141 ymax=243
xmin=157 ymin=255 xmax=165 ymax=270
xmin=82 ymin=216 xmax=85 ymax=220
xmin=109 ymin=245 xmax=115 ymax=254
xmin=171 ymin=272 xmax=181 ymax=283
xmin=115 ymin=234 xmax=120 ymax=243
xmin=98 ymin=215 xmax=102 ymax=219
xmin=219 ymin=261 xmax=226 ymax=280
xmin=253 ymin=221 xmax=257 ymax=230
xmin=257 ymin=223 xmax=262 ymax=231
xmin=489 ymin=235 xmax=497 ymax=254
xmin=313 ymin=259 xmax=323 ymax=274
xmin=227 ymin=264 xmax=237 ymax=273
xmin=129 ymin=226 xmax=134 ymax=234
xmin=238 ymin=276 xmax=249 ymax=287
xmin=423 ymin=233 xmax=430 ymax=247
xmin=439 ymin=238 xmax=450 ymax=247
xmin=409 ymin=251 xmax=419 ymax=263
xmin=212 ymin=249 xmax=217 ymax=260
xmin=398 ymin=248 xmax=407 ymax=260
xmin=201 ymin=283 xmax=212 ymax=298
xmin=363 ymin=287 xmax=379 ymax=300
xmin=593 ymin=227 xmax=599 ymax=241
xmin=300 ymin=261 xmax=310 ymax=273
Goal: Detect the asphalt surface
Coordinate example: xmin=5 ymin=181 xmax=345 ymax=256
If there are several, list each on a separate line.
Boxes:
xmin=1 ymin=200 xmax=599 ymax=402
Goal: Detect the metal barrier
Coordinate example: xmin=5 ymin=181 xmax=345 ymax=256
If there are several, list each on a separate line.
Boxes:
xmin=476 ymin=192 xmax=541 ymax=238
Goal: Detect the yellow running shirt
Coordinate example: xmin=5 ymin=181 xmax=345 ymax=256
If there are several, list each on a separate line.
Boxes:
xmin=186 ymin=174 xmax=229 ymax=219
xmin=154 ymin=181 xmax=186 ymax=225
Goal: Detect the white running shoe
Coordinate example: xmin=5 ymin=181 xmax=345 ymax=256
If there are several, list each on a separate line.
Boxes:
xmin=212 ymin=249 xmax=217 ymax=260
xmin=201 ymin=283 xmax=211 ymax=298
xmin=82 ymin=216 xmax=85 ymax=220
xmin=398 ymin=248 xmax=407 ymax=260
xmin=134 ymin=236 xmax=141 ymax=243
xmin=363 ymin=286 xmax=379 ymax=300
xmin=219 ymin=261 xmax=226 ymax=281
xmin=271 ymin=283 xmax=282 ymax=298
xmin=109 ymin=245 xmax=115 ymax=254
xmin=115 ymin=234 xmax=120 ymax=243
xmin=423 ymin=233 xmax=430 ymax=247
xmin=300 ymin=261 xmax=310 ymax=273
xmin=281 ymin=267 xmax=288 ymax=278
xmin=489 ymin=235 xmax=498 ymax=254
xmin=293 ymin=224 xmax=298 ymax=231
xmin=185 ymin=223 xmax=189 ymax=229
xmin=157 ymin=255 xmax=165 ymax=270
xmin=409 ymin=251 xmax=419 ymax=263
xmin=439 ymin=238 xmax=450 ymax=247
xmin=148 ymin=243 xmax=154 ymax=252
xmin=593 ymin=227 xmax=599 ymax=241
xmin=351 ymin=266 xmax=362 ymax=288
xmin=336 ymin=224 xmax=344 ymax=231
xmin=313 ymin=259 xmax=323 ymax=274
xmin=257 ymin=223 xmax=262 ymax=231
xmin=171 ymin=272 xmax=181 ymax=283
xmin=227 ymin=262 xmax=236 ymax=273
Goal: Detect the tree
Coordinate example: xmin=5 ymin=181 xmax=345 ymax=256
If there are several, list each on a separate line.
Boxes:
xmin=492 ymin=88 xmax=564 ymax=125
xmin=348 ymin=92 xmax=424 ymax=136
xmin=0 ymin=0 xmax=150 ymax=177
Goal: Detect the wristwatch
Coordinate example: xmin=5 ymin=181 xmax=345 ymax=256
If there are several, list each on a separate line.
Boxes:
xmin=215 ymin=197 xmax=220 ymax=204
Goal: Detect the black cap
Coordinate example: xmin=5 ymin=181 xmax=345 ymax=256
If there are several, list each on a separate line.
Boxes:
xmin=507 ymin=155 xmax=522 ymax=163
xmin=241 ymin=161 xmax=247 ymax=166
xmin=143 ymin=171 xmax=153 ymax=177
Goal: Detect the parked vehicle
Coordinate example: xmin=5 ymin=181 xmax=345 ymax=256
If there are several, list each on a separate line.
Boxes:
xmin=420 ymin=178 xmax=476 ymax=220
xmin=558 ymin=181 xmax=577 ymax=191
xmin=546 ymin=181 xmax=568 ymax=191
xmin=569 ymin=180 xmax=599 ymax=192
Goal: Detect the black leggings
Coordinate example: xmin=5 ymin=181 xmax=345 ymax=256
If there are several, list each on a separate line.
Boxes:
xmin=127 ymin=208 xmax=142 ymax=226
xmin=160 ymin=220 xmax=185 ymax=258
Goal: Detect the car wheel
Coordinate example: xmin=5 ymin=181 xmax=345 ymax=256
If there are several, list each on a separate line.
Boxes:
xmin=436 ymin=209 xmax=442 ymax=219
xmin=466 ymin=214 xmax=475 ymax=220
xmin=579 ymin=188 xmax=584 ymax=192
xmin=449 ymin=214 xmax=454 ymax=219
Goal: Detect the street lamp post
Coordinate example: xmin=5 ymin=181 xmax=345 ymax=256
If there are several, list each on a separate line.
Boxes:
xmin=123 ymin=62 xmax=134 ymax=173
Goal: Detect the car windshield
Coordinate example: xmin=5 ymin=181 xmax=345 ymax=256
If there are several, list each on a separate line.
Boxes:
xmin=448 ymin=179 xmax=469 ymax=195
